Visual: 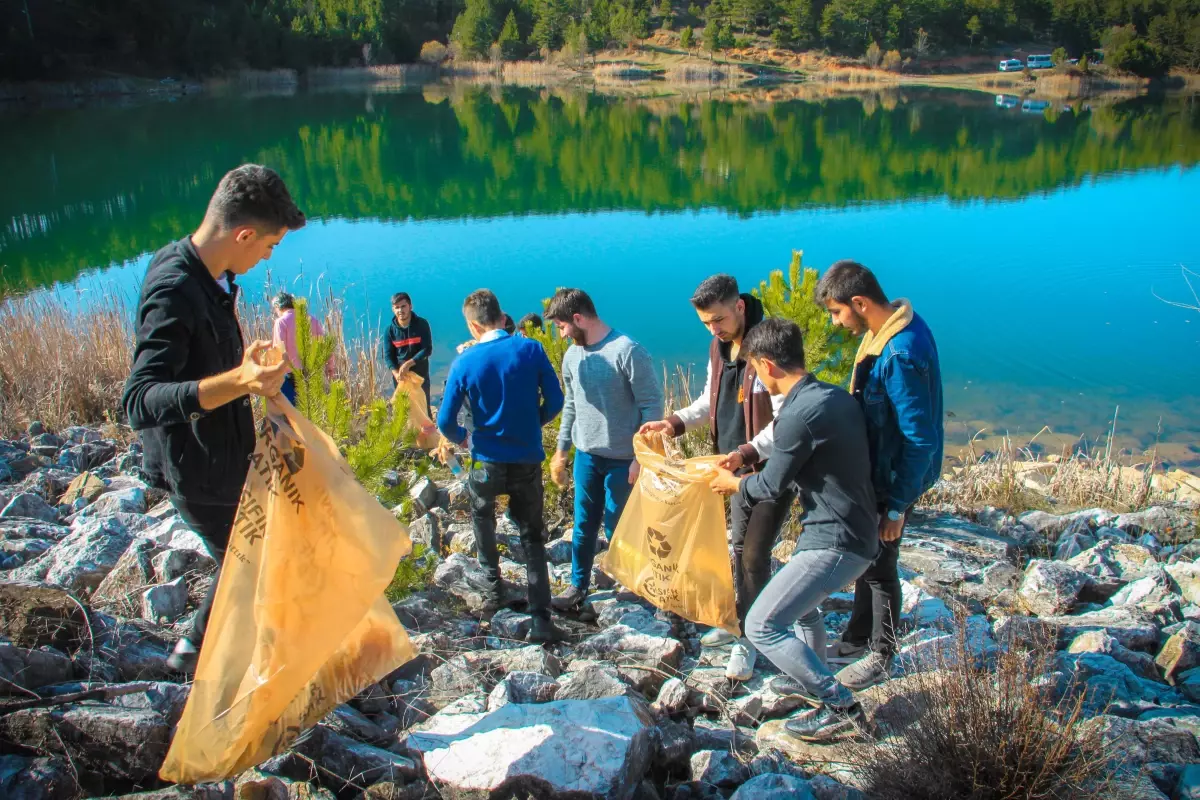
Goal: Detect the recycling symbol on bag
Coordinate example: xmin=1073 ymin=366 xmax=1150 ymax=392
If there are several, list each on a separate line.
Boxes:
xmin=647 ymin=526 xmax=672 ymax=560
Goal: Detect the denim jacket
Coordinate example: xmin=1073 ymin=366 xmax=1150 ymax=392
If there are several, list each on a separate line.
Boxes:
xmin=850 ymin=311 xmax=943 ymax=514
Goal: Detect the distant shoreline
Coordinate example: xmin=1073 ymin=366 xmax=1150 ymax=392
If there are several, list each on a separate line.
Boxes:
xmin=4 ymin=52 xmax=1198 ymax=108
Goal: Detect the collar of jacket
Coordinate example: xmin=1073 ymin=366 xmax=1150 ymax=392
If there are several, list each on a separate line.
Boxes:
xmin=850 ymin=299 xmax=912 ymax=393
xmin=179 ymin=236 xmax=239 ymax=305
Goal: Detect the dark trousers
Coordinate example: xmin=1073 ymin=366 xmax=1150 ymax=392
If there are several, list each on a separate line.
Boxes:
xmin=171 ymin=497 xmax=238 ymax=647
xmin=729 ymin=487 xmax=796 ymax=627
xmin=468 ymin=461 xmax=551 ymax=619
xmin=843 ymin=519 xmax=903 ymax=656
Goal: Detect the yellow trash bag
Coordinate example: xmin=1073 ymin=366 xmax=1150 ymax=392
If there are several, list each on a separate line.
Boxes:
xmin=394 ymin=373 xmax=440 ymax=450
xmin=159 ymin=397 xmax=414 ymax=783
xmin=598 ymin=433 xmax=740 ymax=636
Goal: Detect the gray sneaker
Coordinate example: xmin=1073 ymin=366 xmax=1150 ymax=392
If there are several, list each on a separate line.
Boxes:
xmin=700 ymin=627 xmax=736 ymax=647
xmin=826 ymin=639 xmax=869 ymax=665
xmin=766 ymin=675 xmax=822 ymax=707
xmin=836 ymin=651 xmax=894 ymax=691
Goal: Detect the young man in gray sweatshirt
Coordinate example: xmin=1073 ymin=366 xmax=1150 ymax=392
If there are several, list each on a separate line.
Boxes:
xmin=710 ymin=318 xmax=879 ymax=743
xmin=545 ymin=289 xmax=664 ymax=611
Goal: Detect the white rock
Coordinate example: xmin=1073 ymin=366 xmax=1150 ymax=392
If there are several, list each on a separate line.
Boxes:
xmin=142 ymin=577 xmax=188 ymax=623
xmin=407 ymin=696 xmax=654 ymax=798
xmin=40 ymin=517 xmax=134 ymax=594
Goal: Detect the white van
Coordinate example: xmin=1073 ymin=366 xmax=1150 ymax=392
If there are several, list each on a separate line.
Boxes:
xmin=1027 ymin=54 xmax=1054 ymax=69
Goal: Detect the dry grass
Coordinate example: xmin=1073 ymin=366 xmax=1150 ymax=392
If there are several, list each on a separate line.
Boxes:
xmin=663 ymin=64 xmax=731 ymax=83
xmin=0 ymin=287 xmax=388 ymax=438
xmin=845 ymin=624 xmax=1119 ymax=800
xmin=307 ymin=64 xmax=434 ymax=85
xmin=0 ymin=291 xmax=134 ymax=435
xmin=662 ymin=365 xmax=712 ymax=460
xmin=924 ymin=418 xmax=1178 ymax=515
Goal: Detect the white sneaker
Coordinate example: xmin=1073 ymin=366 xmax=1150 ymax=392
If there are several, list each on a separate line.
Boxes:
xmin=700 ymin=627 xmax=736 ymax=647
xmin=725 ymin=639 xmax=757 ymax=681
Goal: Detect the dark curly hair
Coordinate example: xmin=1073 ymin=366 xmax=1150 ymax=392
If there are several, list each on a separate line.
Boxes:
xmin=207 ymin=164 xmax=306 ymax=233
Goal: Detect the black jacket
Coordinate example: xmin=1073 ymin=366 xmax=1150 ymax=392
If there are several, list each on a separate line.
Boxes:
xmin=121 ymin=237 xmax=255 ymax=506
xmin=381 ymin=313 xmax=433 ymax=377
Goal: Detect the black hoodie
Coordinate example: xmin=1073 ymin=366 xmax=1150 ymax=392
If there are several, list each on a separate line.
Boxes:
xmin=381 ymin=313 xmax=433 ymax=381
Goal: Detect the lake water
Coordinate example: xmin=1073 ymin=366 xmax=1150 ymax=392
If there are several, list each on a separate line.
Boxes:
xmin=2 ymin=85 xmax=1199 ymax=466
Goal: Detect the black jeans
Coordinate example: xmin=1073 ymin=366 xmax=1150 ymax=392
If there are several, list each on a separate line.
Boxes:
xmin=843 ymin=520 xmax=903 ymax=657
xmin=729 ymin=488 xmax=796 ymax=627
xmin=467 ymin=461 xmax=552 ymax=619
xmin=171 ymin=497 xmax=237 ymax=647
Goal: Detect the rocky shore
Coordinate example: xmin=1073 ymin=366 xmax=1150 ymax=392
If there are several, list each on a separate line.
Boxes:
xmin=1 ymin=422 xmax=1198 ymax=799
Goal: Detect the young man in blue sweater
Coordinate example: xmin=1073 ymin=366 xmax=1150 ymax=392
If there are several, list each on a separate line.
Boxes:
xmin=436 ymin=289 xmax=566 ymax=644
xmin=816 ymin=260 xmax=944 ymax=692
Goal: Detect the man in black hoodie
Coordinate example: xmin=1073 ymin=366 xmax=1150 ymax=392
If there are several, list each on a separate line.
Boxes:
xmin=122 ymin=164 xmax=305 ymax=672
xmin=382 ymin=292 xmax=433 ymax=413
xmin=640 ymin=274 xmax=790 ymax=682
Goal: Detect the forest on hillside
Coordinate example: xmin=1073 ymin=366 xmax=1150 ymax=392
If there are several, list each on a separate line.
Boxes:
xmin=2 ymin=0 xmax=1197 ymax=80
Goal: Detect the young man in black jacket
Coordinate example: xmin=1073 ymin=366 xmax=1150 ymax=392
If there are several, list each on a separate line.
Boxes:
xmin=382 ymin=292 xmax=433 ymax=413
xmin=122 ymin=164 xmax=305 ymax=672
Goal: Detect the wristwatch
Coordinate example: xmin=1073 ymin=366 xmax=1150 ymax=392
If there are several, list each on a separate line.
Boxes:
xmin=886 ymin=509 xmax=903 ymax=522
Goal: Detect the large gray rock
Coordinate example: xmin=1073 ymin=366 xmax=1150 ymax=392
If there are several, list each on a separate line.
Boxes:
xmin=574 ymin=624 xmax=684 ymax=672
xmin=1079 ymin=714 xmax=1200 ymax=767
xmin=433 ymin=553 xmax=523 ymax=613
xmin=0 ymin=704 xmax=170 ymax=783
xmin=1 ymin=492 xmax=59 ymax=523
xmin=430 ymin=646 xmax=561 ymax=706
xmin=292 ymin=724 xmax=419 ymax=791
xmin=905 ymin=512 xmax=1022 ymax=563
xmin=92 ymin=536 xmax=163 ymax=615
xmin=1177 ymin=764 xmax=1200 ymax=800
xmin=488 ymin=671 xmax=561 ymax=710
xmin=142 ymin=576 xmax=188 ymax=623
xmin=1018 ymin=560 xmax=1091 ymax=616
xmin=689 ymin=750 xmax=747 ymax=789
xmin=1166 ymin=561 xmax=1200 ymax=605
xmin=72 ymin=487 xmax=147 ymax=520
xmin=652 ymin=678 xmax=689 ymax=716
xmin=994 ymin=607 xmax=1161 ymax=651
xmin=390 ymin=594 xmax=447 ymax=632
xmin=1109 ymin=568 xmax=1180 ymax=610
xmin=37 ymin=517 xmax=134 ymax=594
xmin=0 ymin=643 xmax=73 ymax=691
xmin=0 ymin=755 xmax=76 ymax=800
xmin=1067 ymin=631 xmax=1160 ymax=681
xmin=0 ymin=582 xmax=86 ymax=650
xmin=556 ymin=661 xmax=638 ymax=702
xmin=1055 ymin=652 xmax=1181 ymax=713
xmin=729 ymin=774 xmax=814 ymax=800
xmin=407 ymin=696 xmax=655 ymax=799
xmin=1067 ymin=541 xmax=1159 ymax=594
xmin=490 ymin=608 xmax=534 ymax=641
xmin=1114 ymin=507 xmax=1194 ymax=538
xmin=1157 ymin=621 xmax=1200 ymax=684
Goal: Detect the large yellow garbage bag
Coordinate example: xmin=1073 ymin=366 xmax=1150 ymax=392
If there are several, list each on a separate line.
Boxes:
xmin=598 ymin=433 xmax=740 ymax=636
xmin=160 ymin=398 xmax=414 ymax=783
xmin=395 ymin=373 xmax=440 ymax=450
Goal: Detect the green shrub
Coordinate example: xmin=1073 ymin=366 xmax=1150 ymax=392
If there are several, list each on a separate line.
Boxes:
xmin=866 ymin=41 xmax=883 ymax=67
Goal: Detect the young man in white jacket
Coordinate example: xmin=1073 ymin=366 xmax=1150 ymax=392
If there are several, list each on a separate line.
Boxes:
xmin=640 ymin=275 xmax=790 ymax=681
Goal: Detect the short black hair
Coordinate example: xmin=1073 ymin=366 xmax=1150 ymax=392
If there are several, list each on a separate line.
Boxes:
xmin=463 ymin=289 xmax=504 ymax=327
xmin=503 ymin=314 xmax=516 ymax=334
xmin=815 ymin=260 xmax=889 ymax=306
xmin=741 ymin=318 xmax=807 ymax=372
xmin=691 ymin=274 xmax=740 ymax=309
xmin=518 ymin=313 xmax=543 ymax=331
xmin=544 ymin=288 xmax=598 ymax=322
xmin=206 ymin=164 xmax=305 ymax=233
xmin=272 ymin=291 xmax=295 ymax=310
xmin=392 ymin=292 xmax=412 ymax=307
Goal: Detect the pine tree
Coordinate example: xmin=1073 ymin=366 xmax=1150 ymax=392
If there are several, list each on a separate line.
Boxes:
xmin=451 ymin=0 xmax=497 ymax=58
xmin=753 ymin=251 xmax=857 ymax=387
xmin=680 ymin=24 xmax=694 ymax=47
xmin=290 ymin=298 xmax=422 ymax=508
xmin=498 ymin=9 xmax=522 ymax=59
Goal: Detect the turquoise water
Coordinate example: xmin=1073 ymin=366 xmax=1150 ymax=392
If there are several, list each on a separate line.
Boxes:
xmin=3 ymin=86 xmax=1199 ymax=463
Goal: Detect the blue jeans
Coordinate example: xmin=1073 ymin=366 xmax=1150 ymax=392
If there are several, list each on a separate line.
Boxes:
xmin=746 ymin=546 xmax=871 ymax=708
xmin=571 ymin=450 xmax=634 ymax=591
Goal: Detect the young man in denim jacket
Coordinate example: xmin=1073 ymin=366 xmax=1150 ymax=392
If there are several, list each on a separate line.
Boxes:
xmin=816 ymin=260 xmax=944 ymax=691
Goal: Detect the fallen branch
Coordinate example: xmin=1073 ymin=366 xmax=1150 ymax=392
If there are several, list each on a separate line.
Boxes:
xmin=0 ymin=681 xmax=157 ymax=715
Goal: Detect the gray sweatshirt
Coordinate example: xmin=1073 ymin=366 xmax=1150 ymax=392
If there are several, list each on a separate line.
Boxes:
xmin=740 ymin=374 xmax=880 ymax=560
xmin=557 ymin=329 xmax=663 ymax=460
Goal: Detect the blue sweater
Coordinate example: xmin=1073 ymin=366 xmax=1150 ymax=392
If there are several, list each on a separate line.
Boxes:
xmin=437 ymin=331 xmax=565 ymax=464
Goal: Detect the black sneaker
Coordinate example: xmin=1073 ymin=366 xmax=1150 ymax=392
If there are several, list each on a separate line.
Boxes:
xmin=527 ymin=616 xmax=567 ymax=644
xmin=551 ymin=585 xmax=588 ymax=612
xmin=166 ymin=638 xmax=198 ymax=673
xmin=767 ymin=675 xmax=822 ymax=707
xmin=784 ymin=702 xmax=869 ymax=743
